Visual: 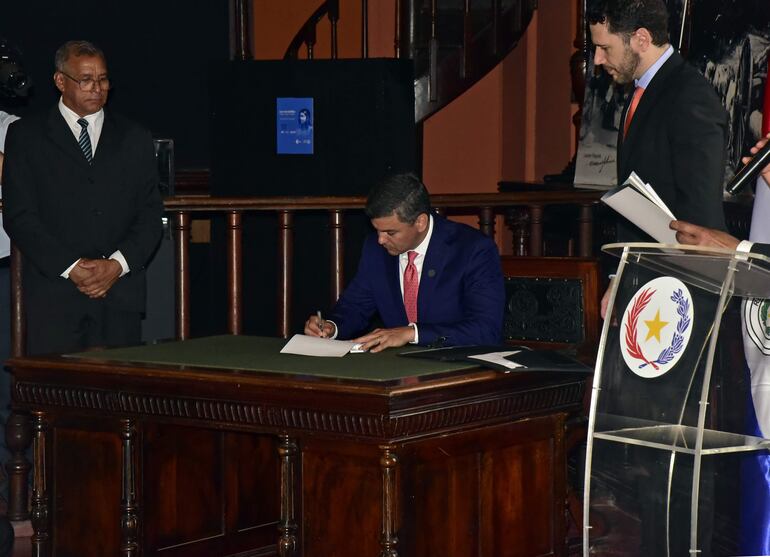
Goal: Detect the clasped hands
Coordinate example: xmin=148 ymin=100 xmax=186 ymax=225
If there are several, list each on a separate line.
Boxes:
xmin=69 ymin=258 xmax=122 ymax=298
xmin=304 ymin=315 xmax=415 ymax=353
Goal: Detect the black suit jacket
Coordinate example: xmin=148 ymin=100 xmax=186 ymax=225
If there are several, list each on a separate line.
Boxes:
xmin=2 ymin=107 xmax=162 ymax=313
xmin=617 ymin=50 xmax=728 ymax=242
xmin=752 ymin=243 xmax=770 ymax=258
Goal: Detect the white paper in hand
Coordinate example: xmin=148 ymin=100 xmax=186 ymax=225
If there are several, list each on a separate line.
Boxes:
xmin=601 ymin=171 xmax=677 ymax=244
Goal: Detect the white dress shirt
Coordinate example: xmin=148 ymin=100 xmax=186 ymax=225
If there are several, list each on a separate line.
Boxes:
xmin=0 ymin=110 xmax=21 ymax=259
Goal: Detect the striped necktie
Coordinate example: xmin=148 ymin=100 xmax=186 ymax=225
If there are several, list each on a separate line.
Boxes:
xmin=77 ymin=118 xmax=93 ymax=163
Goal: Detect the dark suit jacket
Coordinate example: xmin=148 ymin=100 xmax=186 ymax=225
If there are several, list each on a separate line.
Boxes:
xmin=617 ymin=50 xmax=728 ymax=241
xmin=330 ymin=214 xmax=505 ymax=346
xmin=752 ymin=243 xmax=770 ymax=258
xmin=2 ymin=107 xmax=162 ymax=314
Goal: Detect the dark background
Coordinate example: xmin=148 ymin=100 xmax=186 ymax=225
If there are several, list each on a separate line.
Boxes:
xmin=1 ymin=0 xmax=230 ymax=168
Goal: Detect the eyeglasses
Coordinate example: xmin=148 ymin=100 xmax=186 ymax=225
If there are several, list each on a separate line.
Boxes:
xmin=60 ymin=71 xmax=110 ymax=92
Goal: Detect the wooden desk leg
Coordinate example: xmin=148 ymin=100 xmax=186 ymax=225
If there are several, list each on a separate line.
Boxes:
xmin=30 ymin=411 xmax=49 ymax=557
xmin=277 ymin=435 xmax=298 ymax=557
xmin=379 ymin=446 xmax=399 ymax=557
xmin=5 ymin=410 xmax=32 ymax=521
xmin=120 ymin=419 xmax=139 ymax=557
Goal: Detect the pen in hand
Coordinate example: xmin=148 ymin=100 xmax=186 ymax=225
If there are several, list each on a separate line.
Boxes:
xmin=317 ymin=310 xmax=326 ymax=338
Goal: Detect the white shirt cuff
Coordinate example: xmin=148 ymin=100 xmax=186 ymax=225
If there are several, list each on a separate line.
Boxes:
xmin=61 ymin=258 xmax=81 ymax=278
xmin=736 ymin=240 xmax=754 ymax=253
xmin=110 ymin=250 xmax=129 ymax=277
xmin=408 ymin=322 xmax=419 ymax=344
xmin=327 ymin=320 xmax=338 ymax=340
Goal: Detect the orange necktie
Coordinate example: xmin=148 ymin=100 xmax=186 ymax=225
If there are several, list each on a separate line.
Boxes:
xmin=623 ymin=86 xmax=645 ymax=137
xmin=403 ymin=251 xmax=419 ymax=323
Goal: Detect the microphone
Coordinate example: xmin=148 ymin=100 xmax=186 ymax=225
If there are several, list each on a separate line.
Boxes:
xmin=726 ymin=140 xmax=770 ymax=195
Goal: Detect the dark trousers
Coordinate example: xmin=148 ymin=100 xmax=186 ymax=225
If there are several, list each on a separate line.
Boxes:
xmin=25 ymin=295 xmax=141 ymax=356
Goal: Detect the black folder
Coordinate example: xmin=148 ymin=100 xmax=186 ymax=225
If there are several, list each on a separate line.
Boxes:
xmin=399 ymin=345 xmax=592 ymax=373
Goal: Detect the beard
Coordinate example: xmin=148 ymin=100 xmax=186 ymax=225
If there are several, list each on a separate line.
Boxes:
xmin=607 ymin=46 xmax=641 ymax=84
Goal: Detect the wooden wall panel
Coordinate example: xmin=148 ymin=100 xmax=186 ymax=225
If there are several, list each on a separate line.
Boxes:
xmin=53 ymin=427 xmax=122 ymax=557
xmin=300 ymin=444 xmax=382 ymax=557
xmin=143 ymin=425 xmax=224 ymax=549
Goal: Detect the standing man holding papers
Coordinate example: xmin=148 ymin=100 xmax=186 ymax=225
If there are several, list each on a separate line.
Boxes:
xmin=587 ymin=0 xmax=728 ymax=317
xmin=304 ymin=173 xmax=505 ymax=353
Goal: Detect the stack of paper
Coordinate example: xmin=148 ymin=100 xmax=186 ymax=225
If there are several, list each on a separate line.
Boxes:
xmin=601 ymin=171 xmax=677 ymax=244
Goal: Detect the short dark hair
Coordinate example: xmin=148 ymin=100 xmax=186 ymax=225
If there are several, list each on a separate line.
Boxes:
xmin=365 ymin=173 xmax=431 ymax=224
xmin=586 ymin=0 xmax=669 ymax=46
xmin=55 ymin=40 xmax=106 ymax=73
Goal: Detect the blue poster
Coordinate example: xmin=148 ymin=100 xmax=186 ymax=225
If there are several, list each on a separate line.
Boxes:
xmin=276 ymin=97 xmax=314 ymax=155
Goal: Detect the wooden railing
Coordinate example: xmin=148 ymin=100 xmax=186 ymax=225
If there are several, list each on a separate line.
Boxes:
xmin=279 ymin=0 xmax=537 ymax=122
xmin=5 ymin=190 xmax=604 ymax=520
xmin=9 ymin=191 xmax=603 ymax=358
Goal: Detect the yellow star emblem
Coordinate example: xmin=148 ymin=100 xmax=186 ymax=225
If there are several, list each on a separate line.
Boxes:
xmin=644 ymin=309 xmax=669 ymax=342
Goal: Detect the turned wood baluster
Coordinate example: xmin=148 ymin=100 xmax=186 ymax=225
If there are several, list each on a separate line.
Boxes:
xmin=578 ymin=203 xmax=594 ymax=257
xmin=7 ymin=245 xmax=30 ymax=521
xmin=505 ymin=208 xmax=529 ymax=256
xmin=361 ymin=0 xmax=369 ymax=58
xmin=30 ymin=411 xmax=49 ymax=557
xmin=329 ymin=210 xmax=344 ymax=305
xmin=10 ymin=246 xmax=23 ymax=358
xmin=173 ymin=212 xmax=191 ymax=340
xmin=233 ymin=0 xmax=253 ymax=61
xmin=5 ymin=410 xmax=31 ymax=521
xmin=478 ymin=206 xmax=495 ymax=237
xmin=277 ymin=435 xmax=298 ymax=557
xmin=528 ymin=204 xmax=544 ymax=256
xmin=379 ymin=446 xmax=399 ymax=557
xmin=120 ymin=419 xmax=139 ymax=557
xmin=227 ymin=211 xmax=243 ymax=335
xmin=277 ymin=211 xmax=294 ymax=338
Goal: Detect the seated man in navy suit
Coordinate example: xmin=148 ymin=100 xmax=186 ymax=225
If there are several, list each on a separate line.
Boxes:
xmin=304 ymin=173 xmax=505 ymax=352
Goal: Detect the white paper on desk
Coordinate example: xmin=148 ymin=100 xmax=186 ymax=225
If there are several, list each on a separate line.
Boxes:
xmin=467 ymin=351 xmax=525 ymax=370
xmin=280 ymin=334 xmax=360 ymax=357
xmin=601 ymin=173 xmax=678 ymax=244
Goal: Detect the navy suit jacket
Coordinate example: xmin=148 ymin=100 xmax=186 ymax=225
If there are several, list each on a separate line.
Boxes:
xmin=330 ymin=214 xmax=505 ymax=346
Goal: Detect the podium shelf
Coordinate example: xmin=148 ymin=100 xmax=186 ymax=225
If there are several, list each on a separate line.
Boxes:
xmin=593 ymin=424 xmax=770 ymax=455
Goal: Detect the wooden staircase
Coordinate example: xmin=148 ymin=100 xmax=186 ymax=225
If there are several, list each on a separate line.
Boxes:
xmin=281 ymin=0 xmax=538 ymax=122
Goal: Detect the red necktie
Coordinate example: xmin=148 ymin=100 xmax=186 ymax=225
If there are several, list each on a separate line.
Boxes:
xmin=623 ymin=86 xmax=645 ymax=137
xmin=403 ymin=251 xmax=419 ymax=323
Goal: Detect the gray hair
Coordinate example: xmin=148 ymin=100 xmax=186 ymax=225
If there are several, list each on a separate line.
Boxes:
xmin=54 ymin=40 xmax=106 ymax=73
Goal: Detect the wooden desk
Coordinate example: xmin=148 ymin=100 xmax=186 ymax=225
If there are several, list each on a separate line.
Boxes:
xmin=8 ymin=336 xmax=585 ymax=557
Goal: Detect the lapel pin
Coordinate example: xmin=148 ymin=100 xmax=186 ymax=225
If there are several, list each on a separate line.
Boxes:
xmin=427 ymin=269 xmax=436 ymax=278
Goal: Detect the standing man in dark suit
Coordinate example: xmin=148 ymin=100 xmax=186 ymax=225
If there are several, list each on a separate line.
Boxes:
xmin=304 ymin=173 xmax=505 ymax=352
xmin=2 ymin=40 xmax=162 ymax=355
xmin=587 ymin=0 xmax=728 ymax=317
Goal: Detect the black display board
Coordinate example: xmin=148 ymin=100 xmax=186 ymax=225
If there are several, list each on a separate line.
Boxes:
xmin=209 ymin=58 xmax=417 ymax=196
xmin=1 ymin=0 xmax=228 ymax=167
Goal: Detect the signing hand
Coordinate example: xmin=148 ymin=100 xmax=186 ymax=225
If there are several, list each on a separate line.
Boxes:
xmin=353 ymin=326 xmax=415 ymax=353
xmin=669 ymin=220 xmax=739 ymax=250
xmin=304 ymin=315 xmax=336 ymax=338
xmin=75 ymin=258 xmax=122 ymax=298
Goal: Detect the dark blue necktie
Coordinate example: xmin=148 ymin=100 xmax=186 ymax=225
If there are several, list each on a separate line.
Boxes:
xmin=77 ymin=118 xmax=93 ymax=163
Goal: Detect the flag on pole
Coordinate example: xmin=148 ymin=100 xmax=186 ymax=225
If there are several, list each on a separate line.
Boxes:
xmin=739 ymin=60 xmax=770 ymax=556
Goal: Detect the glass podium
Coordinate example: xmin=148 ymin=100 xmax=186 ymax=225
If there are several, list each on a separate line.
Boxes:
xmin=583 ymin=243 xmax=770 ymax=556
